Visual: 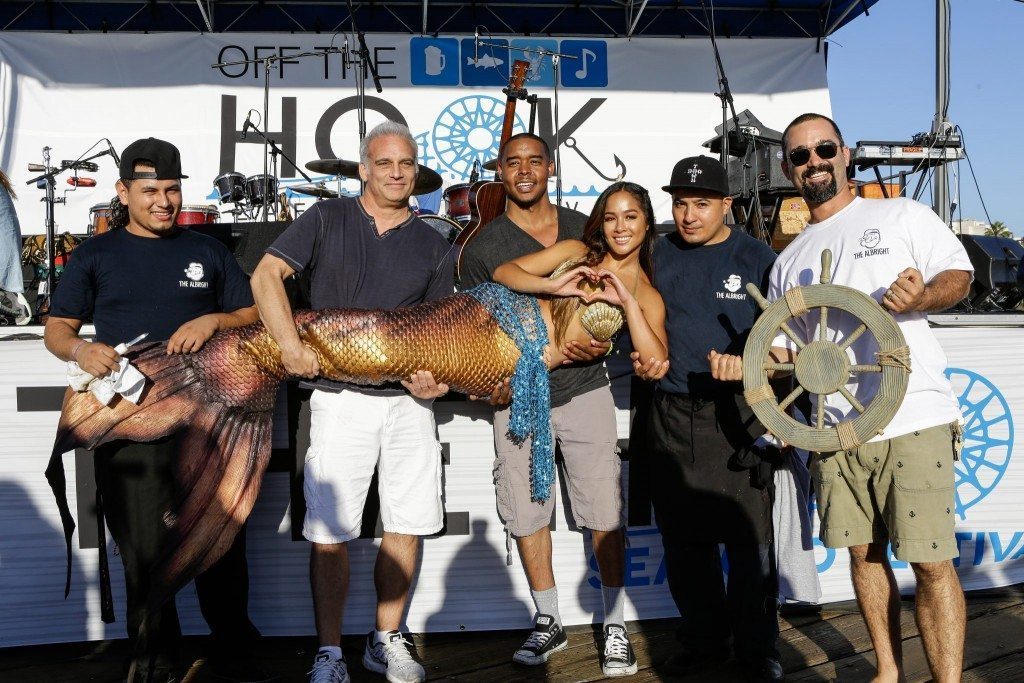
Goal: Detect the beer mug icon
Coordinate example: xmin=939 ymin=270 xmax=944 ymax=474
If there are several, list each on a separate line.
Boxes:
xmin=424 ymin=45 xmax=446 ymax=76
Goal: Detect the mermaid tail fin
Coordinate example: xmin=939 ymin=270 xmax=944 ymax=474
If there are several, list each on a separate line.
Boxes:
xmin=144 ymin=403 xmax=272 ymax=616
xmin=45 ymin=343 xmax=205 ymax=600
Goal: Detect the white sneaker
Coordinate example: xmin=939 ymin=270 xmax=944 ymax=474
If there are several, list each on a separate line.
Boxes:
xmin=308 ymin=650 xmax=350 ymax=683
xmin=362 ymin=630 xmax=425 ymax=683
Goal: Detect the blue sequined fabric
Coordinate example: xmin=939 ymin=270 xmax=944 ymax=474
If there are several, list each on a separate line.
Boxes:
xmin=465 ymin=283 xmax=554 ymax=501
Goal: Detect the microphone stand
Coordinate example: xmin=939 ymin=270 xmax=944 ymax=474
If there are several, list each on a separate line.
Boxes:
xmin=24 ymin=145 xmax=118 ymax=307
xmin=247 ymin=121 xmax=314 ymax=218
xmin=212 ymin=48 xmax=342 ymax=222
xmin=474 ymin=39 xmax=577 ymax=204
xmin=345 ymin=0 xmax=382 ymax=148
xmin=700 ymin=0 xmax=755 ymax=231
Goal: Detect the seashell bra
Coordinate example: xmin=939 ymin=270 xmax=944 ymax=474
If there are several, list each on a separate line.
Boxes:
xmin=548 ymin=259 xmax=625 ymax=342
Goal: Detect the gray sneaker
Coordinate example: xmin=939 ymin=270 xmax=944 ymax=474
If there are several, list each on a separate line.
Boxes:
xmin=308 ymin=651 xmax=350 ymax=683
xmin=362 ymin=631 xmax=425 ymax=683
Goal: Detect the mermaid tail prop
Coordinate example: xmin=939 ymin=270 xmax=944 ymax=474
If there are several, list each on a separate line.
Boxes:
xmin=45 ymin=284 xmax=548 ymax=619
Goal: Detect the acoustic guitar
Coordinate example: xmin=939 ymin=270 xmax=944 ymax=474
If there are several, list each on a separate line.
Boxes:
xmin=454 ymin=59 xmax=531 ymax=278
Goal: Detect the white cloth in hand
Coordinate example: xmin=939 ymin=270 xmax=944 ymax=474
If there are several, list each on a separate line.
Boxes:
xmin=66 ymin=356 xmax=146 ymax=406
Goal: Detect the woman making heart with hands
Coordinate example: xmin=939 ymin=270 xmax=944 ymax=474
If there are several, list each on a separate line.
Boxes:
xmin=493 ymin=181 xmax=668 ymax=369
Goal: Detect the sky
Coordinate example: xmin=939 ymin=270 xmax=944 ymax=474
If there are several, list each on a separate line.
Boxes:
xmin=828 ymin=0 xmax=1023 ymax=236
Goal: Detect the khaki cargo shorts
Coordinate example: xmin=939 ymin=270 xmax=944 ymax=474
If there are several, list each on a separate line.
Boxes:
xmin=810 ymin=421 xmax=963 ymax=563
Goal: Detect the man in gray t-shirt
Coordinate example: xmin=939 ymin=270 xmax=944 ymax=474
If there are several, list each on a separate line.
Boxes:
xmin=457 ymin=133 xmax=637 ymax=677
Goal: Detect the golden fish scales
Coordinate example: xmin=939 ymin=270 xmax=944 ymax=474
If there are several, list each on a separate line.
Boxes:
xmin=240 ymin=293 xmax=521 ymax=397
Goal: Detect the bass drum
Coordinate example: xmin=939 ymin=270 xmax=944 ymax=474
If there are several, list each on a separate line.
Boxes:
xmin=177 ymin=204 xmax=220 ymax=226
xmin=417 ymin=214 xmax=461 ymax=244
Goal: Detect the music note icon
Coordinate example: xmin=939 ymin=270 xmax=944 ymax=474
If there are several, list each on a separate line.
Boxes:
xmin=575 ymin=48 xmax=596 ymax=79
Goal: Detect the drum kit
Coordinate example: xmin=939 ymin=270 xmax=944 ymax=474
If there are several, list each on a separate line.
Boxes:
xmin=205 ymin=156 xmax=469 ymax=242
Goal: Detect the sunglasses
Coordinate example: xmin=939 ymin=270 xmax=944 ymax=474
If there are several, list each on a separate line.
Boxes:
xmin=787 ymin=141 xmax=840 ymax=167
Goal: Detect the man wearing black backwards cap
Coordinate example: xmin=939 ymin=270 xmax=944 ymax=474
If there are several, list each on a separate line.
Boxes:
xmin=44 ymin=138 xmax=271 ymax=683
xmin=630 ymin=156 xmax=783 ymax=681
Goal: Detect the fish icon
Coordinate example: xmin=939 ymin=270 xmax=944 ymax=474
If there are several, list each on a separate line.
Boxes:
xmin=467 ymin=54 xmax=504 ymax=68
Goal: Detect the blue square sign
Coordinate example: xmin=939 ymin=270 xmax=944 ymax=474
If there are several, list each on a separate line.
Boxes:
xmin=560 ymin=40 xmax=608 ymax=88
xmin=510 ymin=39 xmax=559 ymax=87
xmin=461 ymin=38 xmax=510 ymax=86
xmin=410 ymin=37 xmax=460 ymax=86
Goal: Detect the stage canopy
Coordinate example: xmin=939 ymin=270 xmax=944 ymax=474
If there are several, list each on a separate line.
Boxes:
xmin=0 ymin=1 xmax=879 ymax=39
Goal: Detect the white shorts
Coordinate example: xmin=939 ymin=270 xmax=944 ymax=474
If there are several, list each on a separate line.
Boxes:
xmin=302 ymin=388 xmax=444 ymax=543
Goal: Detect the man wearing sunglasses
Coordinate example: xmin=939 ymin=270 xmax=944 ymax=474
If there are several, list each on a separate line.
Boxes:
xmin=710 ymin=113 xmax=973 ymax=682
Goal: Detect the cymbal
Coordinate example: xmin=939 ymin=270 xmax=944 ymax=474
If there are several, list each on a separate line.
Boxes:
xmin=304 ymin=159 xmax=442 ymax=195
xmin=482 ymin=158 xmax=499 ymax=172
xmin=290 ymin=183 xmax=338 ymax=199
xmin=414 ymin=166 xmax=443 ymax=195
xmin=305 ymin=158 xmax=360 ymax=176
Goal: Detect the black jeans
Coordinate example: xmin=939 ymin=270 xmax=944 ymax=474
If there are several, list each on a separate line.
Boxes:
xmin=661 ymin=537 xmax=780 ymax=661
xmin=96 ymin=437 xmax=260 ymax=679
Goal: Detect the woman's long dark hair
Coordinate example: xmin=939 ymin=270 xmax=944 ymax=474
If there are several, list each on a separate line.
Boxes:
xmin=550 ymin=181 xmax=658 ymax=345
xmin=0 ymin=170 xmax=16 ymax=200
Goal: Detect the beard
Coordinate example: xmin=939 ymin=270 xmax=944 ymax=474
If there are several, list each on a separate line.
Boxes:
xmin=800 ymin=163 xmax=839 ymax=204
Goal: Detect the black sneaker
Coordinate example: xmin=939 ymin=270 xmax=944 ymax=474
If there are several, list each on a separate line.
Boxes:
xmin=601 ymin=624 xmax=638 ymax=677
xmin=209 ymin=655 xmax=281 ymax=683
xmin=512 ymin=614 xmax=568 ymax=665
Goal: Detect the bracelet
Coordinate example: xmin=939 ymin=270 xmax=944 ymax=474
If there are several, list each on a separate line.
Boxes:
xmin=70 ymin=339 xmax=87 ymax=363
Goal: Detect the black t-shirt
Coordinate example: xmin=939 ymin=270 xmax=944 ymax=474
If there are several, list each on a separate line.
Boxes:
xmin=457 ymin=206 xmax=609 ymax=407
xmin=653 ymin=228 xmax=776 ymax=397
xmin=51 ymin=227 xmax=254 ymax=346
xmin=267 ymin=196 xmax=454 ymax=392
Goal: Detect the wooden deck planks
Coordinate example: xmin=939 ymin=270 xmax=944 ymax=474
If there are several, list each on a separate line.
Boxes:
xmin=0 ymin=587 xmax=1020 ymax=682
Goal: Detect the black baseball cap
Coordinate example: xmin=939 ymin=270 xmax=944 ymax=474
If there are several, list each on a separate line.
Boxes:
xmin=662 ymin=155 xmax=729 ymax=196
xmin=119 ymin=137 xmax=188 ymax=180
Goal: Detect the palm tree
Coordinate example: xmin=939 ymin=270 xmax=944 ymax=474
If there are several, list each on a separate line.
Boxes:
xmin=984 ymin=221 xmax=1013 ymax=238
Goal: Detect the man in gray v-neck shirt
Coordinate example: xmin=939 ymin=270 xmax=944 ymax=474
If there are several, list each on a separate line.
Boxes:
xmin=457 ymin=133 xmax=636 ymax=677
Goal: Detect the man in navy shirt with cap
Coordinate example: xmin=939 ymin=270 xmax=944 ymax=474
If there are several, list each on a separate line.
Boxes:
xmin=45 ymin=138 xmax=269 ymax=683
xmin=632 ymin=156 xmax=783 ymax=681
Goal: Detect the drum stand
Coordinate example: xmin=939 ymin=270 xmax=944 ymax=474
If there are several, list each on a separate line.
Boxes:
xmin=25 ymin=143 xmax=115 ymax=317
xmin=247 ymin=120 xmax=312 ymax=220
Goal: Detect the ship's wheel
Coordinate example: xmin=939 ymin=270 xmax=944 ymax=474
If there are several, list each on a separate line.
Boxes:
xmin=743 ymin=249 xmax=911 ymax=453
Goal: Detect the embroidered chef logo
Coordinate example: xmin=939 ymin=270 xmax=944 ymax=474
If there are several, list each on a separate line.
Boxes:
xmin=717 ymin=274 xmax=746 ymax=300
xmin=180 ymin=262 xmax=210 ymax=289
xmin=854 ymin=229 xmax=889 ymax=259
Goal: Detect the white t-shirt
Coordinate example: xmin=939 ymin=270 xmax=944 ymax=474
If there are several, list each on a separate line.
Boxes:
xmin=769 ymin=196 xmax=973 ymax=441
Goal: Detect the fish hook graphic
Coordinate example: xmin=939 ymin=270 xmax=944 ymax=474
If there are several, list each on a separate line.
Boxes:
xmin=563 ymin=137 xmax=626 ymax=182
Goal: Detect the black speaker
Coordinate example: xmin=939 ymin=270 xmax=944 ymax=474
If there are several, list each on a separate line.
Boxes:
xmin=231 ymin=221 xmax=292 ymax=275
xmin=961 ymin=235 xmax=1024 ymax=307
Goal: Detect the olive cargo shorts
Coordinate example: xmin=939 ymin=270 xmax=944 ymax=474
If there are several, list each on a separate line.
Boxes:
xmin=811 ymin=421 xmax=962 ymax=563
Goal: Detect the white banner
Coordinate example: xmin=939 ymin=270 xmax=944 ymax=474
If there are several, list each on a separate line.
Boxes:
xmin=1 ymin=325 xmax=1022 ymax=647
xmin=0 ymin=33 xmax=828 ymax=233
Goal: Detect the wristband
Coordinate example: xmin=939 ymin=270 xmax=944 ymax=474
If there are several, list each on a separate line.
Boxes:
xmin=70 ymin=339 xmax=87 ymax=362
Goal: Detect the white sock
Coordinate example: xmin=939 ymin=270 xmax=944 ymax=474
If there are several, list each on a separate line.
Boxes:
xmin=531 ymin=586 xmax=561 ymax=626
xmin=374 ymin=628 xmax=397 ymax=644
xmin=602 ymin=584 xmax=626 ymax=629
xmin=317 ymin=645 xmax=342 ymax=660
